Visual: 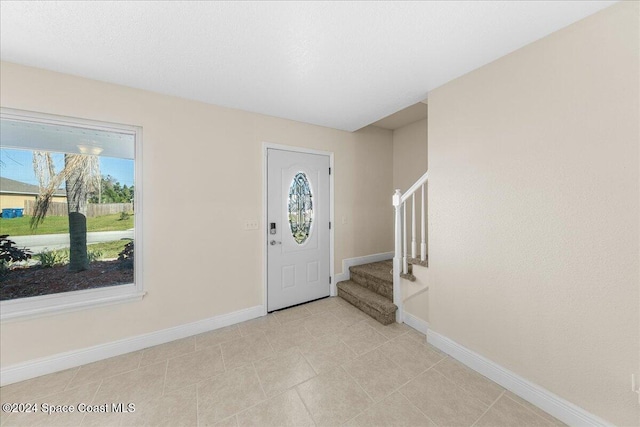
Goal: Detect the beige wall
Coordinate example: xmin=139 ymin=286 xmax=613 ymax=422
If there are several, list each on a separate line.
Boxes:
xmin=392 ymin=116 xmax=427 ymax=192
xmin=391 ymin=117 xmax=429 ymax=320
xmin=0 ymin=61 xmax=394 ymax=366
xmin=428 ymin=2 xmax=639 ymax=425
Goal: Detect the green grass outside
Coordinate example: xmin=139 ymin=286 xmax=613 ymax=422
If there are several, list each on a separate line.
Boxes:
xmin=0 ymin=213 xmax=134 ymax=236
xmin=37 ymin=239 xmax=130 ymax=262
xmin=88 ymin=240 xmax=131 ymax=259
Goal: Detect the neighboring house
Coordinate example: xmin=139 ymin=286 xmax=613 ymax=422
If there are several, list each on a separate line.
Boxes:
xmin=0 ymin=177 xmax=66 ymax=210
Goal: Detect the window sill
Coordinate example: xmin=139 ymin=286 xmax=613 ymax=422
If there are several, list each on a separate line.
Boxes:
xmin=0 ymin=284 xmax=146 ymax=322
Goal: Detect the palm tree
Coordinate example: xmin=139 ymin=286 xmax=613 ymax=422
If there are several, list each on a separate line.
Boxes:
xmin=32 ymin=152 xmax=100 ymax=272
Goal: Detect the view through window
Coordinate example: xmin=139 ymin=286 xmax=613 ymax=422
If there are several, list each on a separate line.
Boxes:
xmin=0 ymin=112 xmax=139 ymax=308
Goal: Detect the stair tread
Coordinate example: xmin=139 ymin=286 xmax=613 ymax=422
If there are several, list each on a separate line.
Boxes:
xmin=400 ymin=272 xmax=416 ymax=282
xmin=349 ymin=260 xmax=393 ymax=285
xmin=407 ymin=256 xmax=428 ymax=267
xmin=337 ymin=280 xmax=396 ymax=314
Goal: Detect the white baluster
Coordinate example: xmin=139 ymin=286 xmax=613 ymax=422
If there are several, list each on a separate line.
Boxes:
xmin=393 ymin=189 xmax=403 ymax=323
xmin=403 ymin=202 xmax=407 ymax=274
xmin=421 ymin=184 xmax=426 ymax=261
xmin=411 ymin=193 xmax=416 ymax=259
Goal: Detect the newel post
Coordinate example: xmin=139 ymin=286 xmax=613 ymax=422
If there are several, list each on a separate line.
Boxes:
xmin=392 ymin=189 xmax=403 ymax=323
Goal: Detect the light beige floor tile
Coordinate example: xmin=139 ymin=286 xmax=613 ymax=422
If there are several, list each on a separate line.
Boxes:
xmin=344 ymin=391 xmax=436 ymax=427
xmin=264 ymin=321 xmax=314 ymax=353
xmin=139 ymin=337 xmax=195 ymax=367
xmin=378 ymin=334 xmax=444 ymax=378
xmin=238 ymin=314 xmax=281 ymax=337
xmin=296 ymin=366 xmax=372 ymax=426
xmin=122 ymin=384 xmax=197 ymax=427
xmin=405 ymin=329 xmax=448 ymax=356
xmin=400 ymin=369 xmax=488 ymax=427
xmin=273 ymin=305 xmax=312 ymax=323
xmin=434 ymin=357 xmax=504 ymax=406
xmin=299 ymin=311 xmax=346 ymax=337
xmin=80 ymin=407 xmax=123 ymax=427
xmin=212 ymin=416 xmax=238 ymax=426
xmin=504 ymin=392 xmax=567 ymax=426
xmin=253 ymin=348 xmax=316 ymax=397
xmin=66 ymin=351 xmax=143 ymax=390
xmin=165 ymin=346 xmax=225 ymax=392
xmin=299 ymin=334 xmax=358 ymax=374
xmin=4 ymin=382 xmax=99 ymax=427
xmin=333 ymin=296 xmax=354 ymax=307
xmin=330 ymin=304 xmax=369 ymax=326
xmin=343 ymin=349 xmax=411 ymax=402
xmin=196 ymin=325 xmax=242 ymax=350
xmin=197 ymin=365 xmax=266 ymax=425
xmin=425 ymin=342 xmax=448 ymax=357
xmin=220 ymin=332 xmax=274 ymax=370
xmin=92 ymin=361 xmax=167 ymax=404
xmin=297 ymin=332 xmax=343 ymax=351
xmin=236 ymin=389 xmax=314 ymax=427
xmin=475 ymin=394 xmax=554 ymax=426
xmin=405 ymin=328 xmax=427 ymax=343
xmin=364 ymin=318 xmax=412 ymax=340
xmin=0 ymin=368 xmax=78 ymax=404
xmin=303 ymin=297 xmax=340 ymax=314
xmin=340 ymin=321 xmax=389 ymax=355
xmin=0 ymin=303 xmax=567 ymax=427
xmin=0 ymin=412 xmax=10 ymax=427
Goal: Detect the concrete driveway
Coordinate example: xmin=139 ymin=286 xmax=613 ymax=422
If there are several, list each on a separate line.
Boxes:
xmin=10 ymin=230 xmax=134 ymax=253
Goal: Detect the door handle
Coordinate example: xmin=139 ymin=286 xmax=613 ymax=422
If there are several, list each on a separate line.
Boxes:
xmin=270 ymin=240 xmax=282 ymax=245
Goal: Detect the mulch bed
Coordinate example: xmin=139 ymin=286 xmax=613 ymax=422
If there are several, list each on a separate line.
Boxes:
xmin=0 ymin=261 xmax=134 ymax=300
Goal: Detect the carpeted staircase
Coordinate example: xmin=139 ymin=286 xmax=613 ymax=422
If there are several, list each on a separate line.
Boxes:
xmin=337 ymin=259 xmax=417 ymax=325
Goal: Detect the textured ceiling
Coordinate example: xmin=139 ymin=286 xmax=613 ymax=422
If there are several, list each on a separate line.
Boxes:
xmin=0 ymin=1 xmax=616 ymax=131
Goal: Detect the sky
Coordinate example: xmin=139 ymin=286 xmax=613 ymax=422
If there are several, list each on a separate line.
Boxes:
xmin=0 ymin=148 xmax=134 ymax=187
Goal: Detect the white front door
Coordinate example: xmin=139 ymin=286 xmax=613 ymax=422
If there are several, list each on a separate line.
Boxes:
xmin=267 ymin=149 xmax=330 ymax=311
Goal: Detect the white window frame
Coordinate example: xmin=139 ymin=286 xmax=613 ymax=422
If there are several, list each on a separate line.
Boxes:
xmin=0 ymin=108 xmax=144 ymax=321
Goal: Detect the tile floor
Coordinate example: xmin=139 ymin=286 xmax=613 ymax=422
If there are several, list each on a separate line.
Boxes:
xmin=0 ymin=297 xmax=565 ymax=426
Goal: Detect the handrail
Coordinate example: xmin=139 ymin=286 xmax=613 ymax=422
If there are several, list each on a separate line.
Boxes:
xmin=392 ymin=170 xmax=429 ymax=324
xmin=400 ymin=171 xmax=428 ymax=204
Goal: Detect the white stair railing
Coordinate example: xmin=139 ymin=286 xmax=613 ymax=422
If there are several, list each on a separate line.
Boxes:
xmin=392 ymin=171 xmax=428 ymax=323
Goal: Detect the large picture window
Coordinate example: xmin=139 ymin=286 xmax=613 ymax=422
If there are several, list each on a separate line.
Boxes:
xmin=0 ymin=109 xmax=143 ymax=319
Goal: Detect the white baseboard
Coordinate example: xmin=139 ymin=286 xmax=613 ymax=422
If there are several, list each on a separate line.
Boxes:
xmin=403 ymin=311 xmax=429 ymax=336
xmin=427 ymin=330 xmax=613 ymax=427
xmin=334 ymin=251 xmax=394 ymax=283
xmin=0 ymin=305 xmax=264 ymax=387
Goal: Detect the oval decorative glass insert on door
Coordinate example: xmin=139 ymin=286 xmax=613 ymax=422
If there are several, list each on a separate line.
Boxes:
xmin=288 ymin=172 xmax=313 ymax=244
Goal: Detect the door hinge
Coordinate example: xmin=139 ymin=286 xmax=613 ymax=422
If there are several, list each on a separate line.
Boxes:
xmin=329 ymin=277 xmax=332 ymax=284
xmin=329 ymin=167 xmax=331 ymax=175
xmin=329 ymin=221 xmax=331 ymax=229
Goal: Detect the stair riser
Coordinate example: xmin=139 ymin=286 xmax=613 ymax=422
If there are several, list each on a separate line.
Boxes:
xmin=350 ymin=271 xmax=392 ymax=300
xmin=337 ymin=288 xmax=395 ymax=325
